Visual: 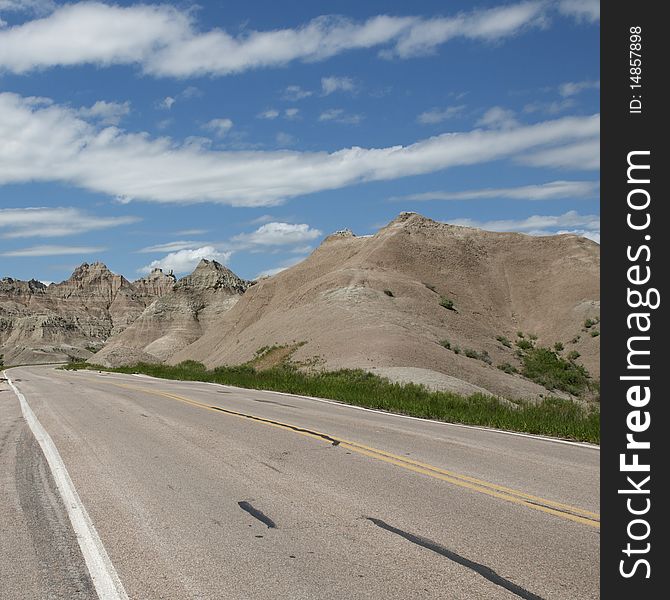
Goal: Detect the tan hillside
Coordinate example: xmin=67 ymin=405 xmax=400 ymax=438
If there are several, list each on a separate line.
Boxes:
xmin=168 ymin=213 xmax=600 ymax=400
xmin=0 ymin=263 xmax=175 ymax=365
xmin=92 ymin=259 xmax=252 ymax=366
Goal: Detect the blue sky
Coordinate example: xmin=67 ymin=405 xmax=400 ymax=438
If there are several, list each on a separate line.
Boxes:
xmin=0 ymin=0 xmax=599 ymax=282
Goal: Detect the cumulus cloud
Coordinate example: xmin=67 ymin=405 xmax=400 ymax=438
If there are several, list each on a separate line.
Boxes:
xmin=389 ymin=180 xmax=600 ymax=202
xmin=321 ymin=76 xmax=356 ymax=95
xmin=0 ymin=2 xmax=553 ymax=77
xmin=557 ymin=0 xmax=599 ymax=23
xmin=476 ymin=106 xmax=519 ymax=129
xmin=0 ymin=92 xmax=600 ymax=207
xmin=520 ymin=138 xmax=600 ymax=170
xmin=158 ymin=96 xmax=176 ymax=110
xmin=137 ymin=240 xmax=207 ymax=254
xmin=257 ymin=108 xmax=279 ymax=119
xmin=203 ymin=117 xmax=233 ymax=138
xmin=140 ymin=246 xmax=232 ymax=275
xmin=275 ymin=132 xmax=296 ymax=147
xmin=232 ymin=222 xmax=322 ymax=246
xmin=318 ymin=108 xmax=364 ymax=124
xmin=417 ymin=105 xmax=466 ymax=124
xmin=449 ymin=210 xmax=600 ymax=242
xmin=282 ymin=85 xmax=312 ymax=101
xmin=0 ymin=0 xmax=55 ymax=15
xmin=1 ymin=244 xmax=106 ymax=257
xmin=558 ymin=79 xmax=600 ymax=98
xmin=76 ymin=100 xmax=130 ymax=125
xmin=0 ymin=206 xmax=139 ymax=238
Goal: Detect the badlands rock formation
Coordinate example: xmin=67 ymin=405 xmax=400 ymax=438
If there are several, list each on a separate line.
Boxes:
xmin=167 ymin=213 xmax=600 ymax=400
xmin=91 ymin=259 xmax=252 ymax=367
xmin=0 ymin=262 xmax=175 ymax=365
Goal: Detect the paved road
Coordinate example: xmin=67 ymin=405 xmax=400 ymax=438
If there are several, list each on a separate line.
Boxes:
xmin=1 ymin=365 xmax=600 ymax=599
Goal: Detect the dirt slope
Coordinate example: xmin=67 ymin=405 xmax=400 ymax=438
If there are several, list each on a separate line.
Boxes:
xmin=169 ymin=213 xmax=600 ymax=400
xmin=92 ymin=259 xmax=251 ymax=366
xmin=0 ymin=263 xmax=174 ymax=365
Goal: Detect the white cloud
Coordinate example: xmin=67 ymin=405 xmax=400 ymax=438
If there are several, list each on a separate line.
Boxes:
xmin=284 ymin=108 xmax=299 ymax=119
xmin=203 ymin=117 xmax=233 ymax=137
xmin=0 ymin=206 xmax=139 ymax=238
xmin=318 ymin=108 xmax=364 ymax=124
xmin=417 ymin=105 xmax=466 ymax=124
xmin=449 ymin=210 xmax=600 ymax=242
xmin=0 ymin=2 xmax=551 ymax=77
xmin=390 ymin=180 xmax=599 ymax=202
xmin=140 ymin=246 xmax=232 ymax=275
xmin=1 ymin=244 xmax=106 ymax=257
xmin=137 ymin=240 xmax=207 ymax=254
xmin=558 ymin=79 xmax=600 ymax=98
xmin=523 ymin=98 xmax=575 ymax=115
xmin=176 ymin=228 xmax=208 ymax=235
xmin=232 ymin=222 xmax=322 ymax=246
xmin=476 ymin=106 xmax=519 ymax=129
xmin=76 ymin=100 xmax=130 ymax=125
xmin=321 ymin=76 xmax=356 ymax=95
xmin=282 ymin=85 xmax=312 ymax=101
xmin=257 ymin=108 xmax=279 ymax=119
xmin=0 ymin=92 xmax=600 ymax=207
xmin=386 ymin=2 xmax=547 ymax=58
xmin=520 ymin=138 xmax=600 ymax=170
xmin=557 ymin=0 xmax=599 ymax=23
xmin=0 ymin=0 xmax=54 ymax=15
xmin=275 ymin=131 xmax=296 ymax=147
xmin=158 ymin=96 xmax=176 ymax=110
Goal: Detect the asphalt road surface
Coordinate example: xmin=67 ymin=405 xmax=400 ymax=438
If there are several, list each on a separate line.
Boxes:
xmin=1 ymin=365 xmax=600 ymax=599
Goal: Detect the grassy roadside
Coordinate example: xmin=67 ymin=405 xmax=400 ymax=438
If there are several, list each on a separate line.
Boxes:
xmin=63 ymin=361 xmax=600 ymax=443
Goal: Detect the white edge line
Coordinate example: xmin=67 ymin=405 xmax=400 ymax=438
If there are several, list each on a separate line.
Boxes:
xmin=73 ymin=369 xmax=599 ymax=450
xmin=4 ymin=370 xmax=128 ymax=600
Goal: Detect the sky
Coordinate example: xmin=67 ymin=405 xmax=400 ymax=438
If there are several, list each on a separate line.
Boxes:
xmin=0 ymin=0 xmax=599 ymax=283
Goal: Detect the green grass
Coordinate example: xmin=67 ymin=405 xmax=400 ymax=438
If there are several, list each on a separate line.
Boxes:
xmin=63 ymin=361 xmax=600 ymax=443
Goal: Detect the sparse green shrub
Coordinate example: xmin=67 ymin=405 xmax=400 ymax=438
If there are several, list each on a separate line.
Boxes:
xmin=175 ymin=360 xmax=207 ymax=371
xmin=554 ymin=342 xmax=564 ymax=352
xmin=567 ymin=350 xmax=581 ymax=361
xmin=497 ymin=363 xmax=519 ymax=375
xmin=517 ymin=331 xmax=525 ymax=338
xmin=521 ymin=347 xmax=590 ymax=396
xmin=570 ymin=335 xmax=580 ymax=344
xmin=590 ymin=330 xmax=600 ymax=337
xmin=583 ymin=317 xmax=600 ymax=330
xmin=453 ymin=346 xmax=461 ymax=354
xmin=439 ymin=340 xmax=451 ymax=350
xmin=464 ymin=348 xmax=492 ymax=365
xmin=516 ymin=338 xmax=534 ymax=351
xmin=496 ymin=335 xmax=512 ymax=348
xmin=439 ymin=296 xmax=455 ymax=311
xmin=528 ymin=333 xmax=538 ymax=341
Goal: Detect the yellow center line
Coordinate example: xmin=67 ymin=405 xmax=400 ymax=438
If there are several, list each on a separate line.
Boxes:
xmin=102 ymin=379 xmax=600 ymax=529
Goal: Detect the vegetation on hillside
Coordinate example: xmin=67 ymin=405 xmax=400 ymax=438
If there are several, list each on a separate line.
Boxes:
xmin=63 ymin=358 xmax=600 ymax=443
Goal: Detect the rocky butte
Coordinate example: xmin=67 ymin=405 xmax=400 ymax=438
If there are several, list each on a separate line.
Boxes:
xmin=2 ymin=214 xmax=600 ymax=401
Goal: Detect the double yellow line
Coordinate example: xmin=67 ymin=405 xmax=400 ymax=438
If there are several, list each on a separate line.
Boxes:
xmin=106 ymin=380 xmax=600 ymax=529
